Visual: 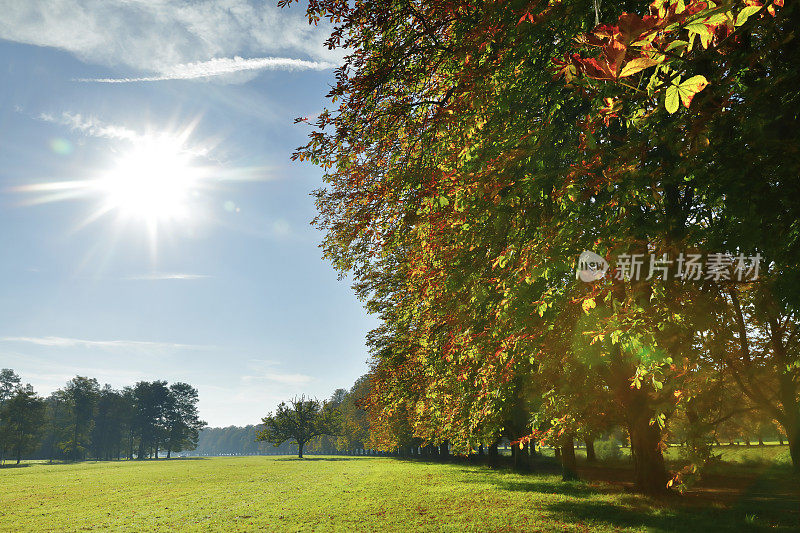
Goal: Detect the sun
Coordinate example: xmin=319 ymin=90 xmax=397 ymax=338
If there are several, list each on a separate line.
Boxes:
xmin=97 ymin=135 xmax=200 ymax=222
xmin=12 ymin=125 xmax=226 ymax=252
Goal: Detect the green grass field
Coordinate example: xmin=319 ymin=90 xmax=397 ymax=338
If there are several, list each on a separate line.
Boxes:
xmin=1 ymin=455 xmax=797 ymax=532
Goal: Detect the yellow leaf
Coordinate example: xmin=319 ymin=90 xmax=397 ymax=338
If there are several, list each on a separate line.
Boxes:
xmin=619 ymin=57 xmax=660 ymax=78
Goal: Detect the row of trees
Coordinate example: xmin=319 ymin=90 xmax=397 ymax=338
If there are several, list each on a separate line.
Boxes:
xmin=0 ymin=369 xmax=205 ymax=464
xmin=288 ymin=0 xmax=799 ymax=493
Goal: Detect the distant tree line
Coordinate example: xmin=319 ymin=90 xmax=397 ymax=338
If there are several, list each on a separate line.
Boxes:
xmin=194 ymin=426 xmax=297 ymax=456
xmin=0 ymin=369 xmax=205 ymax=464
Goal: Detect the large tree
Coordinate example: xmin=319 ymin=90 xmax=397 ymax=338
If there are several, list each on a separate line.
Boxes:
xmin=257 ymin=396 xmax=339 ymax=458
xmin=60 ymin=377 xmax=100 ymax=461
xmin=132 ymin=380 xmax=171 ymax=460
xmin=0 ymin=385 xmax=46 ymax=464
xmin=164 ymin=383 xmax=206 ymax=458
xmin=0 ymin=368 xmax=22 ymax=462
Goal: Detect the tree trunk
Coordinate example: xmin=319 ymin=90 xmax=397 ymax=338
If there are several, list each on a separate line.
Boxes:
xmin=488 ymin=441 xmax=499 ymax=467
xmin=510 ymin=441 xmax=529 ymax=470
xmin=787 ymin=421 xmax=799 ymax=473
xmin=560 ymin=433 xmax=578 ymax=481
xmin=628 ymin=412 xmax=668 ymax=494
xmin=167 ymin=448 xmax=172 ymax=459
xmin=298 ymin=441 xmax=304 ymax=459
xmin=585 ymin=438 xmax=597 ymax=463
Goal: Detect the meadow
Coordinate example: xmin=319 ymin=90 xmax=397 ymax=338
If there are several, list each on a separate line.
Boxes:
xmin=1 ymin=452 xmax=797 ymax=532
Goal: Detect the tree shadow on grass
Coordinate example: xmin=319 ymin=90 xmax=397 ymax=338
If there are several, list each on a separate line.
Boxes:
xmin=455 ymin=468 xmax=601 ymax=499
xmin=545 ymin=499 xmax=797 ymax=533
xmin=458 ymin=462 xmax=798 ymax=531
xmin=0 ymin=463 xmax=32 ymax=469
xmin=488 ymin=478 xmax=601 ymax=498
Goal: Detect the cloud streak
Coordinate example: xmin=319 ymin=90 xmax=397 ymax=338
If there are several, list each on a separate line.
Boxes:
xmin=124 ymin=273 xmax=211 ymax=281
xmin=1 ymin=336 xmax=207 ymax=351
xmin=242 ymin=372 xmax=313 ymax=385
xmin=77 ymin=56 xmax=337 ymax=83
xmin=38 ymin=111 xmax=139 ymax=141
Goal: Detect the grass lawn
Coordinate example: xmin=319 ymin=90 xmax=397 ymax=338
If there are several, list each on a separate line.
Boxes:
xmin=0 ymin=455 xmax=797 ymax=532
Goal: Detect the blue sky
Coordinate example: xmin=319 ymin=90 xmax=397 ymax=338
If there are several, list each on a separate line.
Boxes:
xmin=0 ymin=1 xmax=378 ymax=426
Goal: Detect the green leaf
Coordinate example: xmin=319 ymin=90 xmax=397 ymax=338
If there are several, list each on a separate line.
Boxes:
xmin=677 ymin=75 xmax=709 ymax=108
xmin=685 ymin=21 xmax=711 ymax=36
xmin=665 ymin=75 xmax=708 ymax=113
xmin=665 ymin=40 xmax=689 ymax=53
xmin=665 ymin=84 xmax=680 ymax=114
xmin=735 ymin=5 xmax=761 ymax=26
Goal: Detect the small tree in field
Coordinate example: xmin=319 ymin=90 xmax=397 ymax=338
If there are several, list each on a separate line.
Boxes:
xmin=256 ymin=396 xmax=339 ymax=458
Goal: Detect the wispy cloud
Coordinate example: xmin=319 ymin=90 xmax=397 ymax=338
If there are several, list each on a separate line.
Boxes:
xmin=77 ymin=56 xmax=337 ymax=83
xmin=124 ymin=273 xmax=211 ymax=281
xmin=35 ymin=112 xmax=214 ymax=159
xmin=0 ymin=1 xmax=343 ymax=83
xmin=241 ymin=359 xmax=313 ymax=386
xmin=242 ymin=371 xmax=313 ymax=385
xmin=38 ymin=111 xmax=139 ymax=141
xmin=0 ymin=336 xmax=207 ymax=351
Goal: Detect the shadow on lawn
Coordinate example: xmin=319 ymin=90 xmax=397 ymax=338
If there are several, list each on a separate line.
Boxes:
xmin=454 ymin=466 xmax=600 ymax=498
xmin=0 ymin=463 xmax=32 ymax=469
xmin=486 ymin=478 xmax=599 ymax=498
xmin=452 ymin=459 xmax=799 ymax=531
xmin=478 ymin=464 xmax=798 ymax=532
xmin=546 ymin=499 xmax=797 ymax=532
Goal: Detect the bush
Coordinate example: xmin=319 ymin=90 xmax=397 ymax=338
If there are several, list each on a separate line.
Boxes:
xmin=595 ymin=439 xmax=622 ymax=461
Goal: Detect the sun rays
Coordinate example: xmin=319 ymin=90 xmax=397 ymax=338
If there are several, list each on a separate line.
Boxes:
xmin=12 ymin=121 xmax=217 ymax=252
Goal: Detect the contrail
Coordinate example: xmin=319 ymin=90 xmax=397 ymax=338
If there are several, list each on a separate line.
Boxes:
xmin=76 ymin=56 xmax=338 ymax=83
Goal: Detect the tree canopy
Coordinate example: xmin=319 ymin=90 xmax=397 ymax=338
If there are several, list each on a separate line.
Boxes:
xmin=289 ymin=0 xmax=798 ymax=493
xmin=257 ymin=396 xmax=340 ymax=458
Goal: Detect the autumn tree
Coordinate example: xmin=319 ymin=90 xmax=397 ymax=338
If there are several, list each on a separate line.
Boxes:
xmin=290 ymin=0 xmax=795 ymax=492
